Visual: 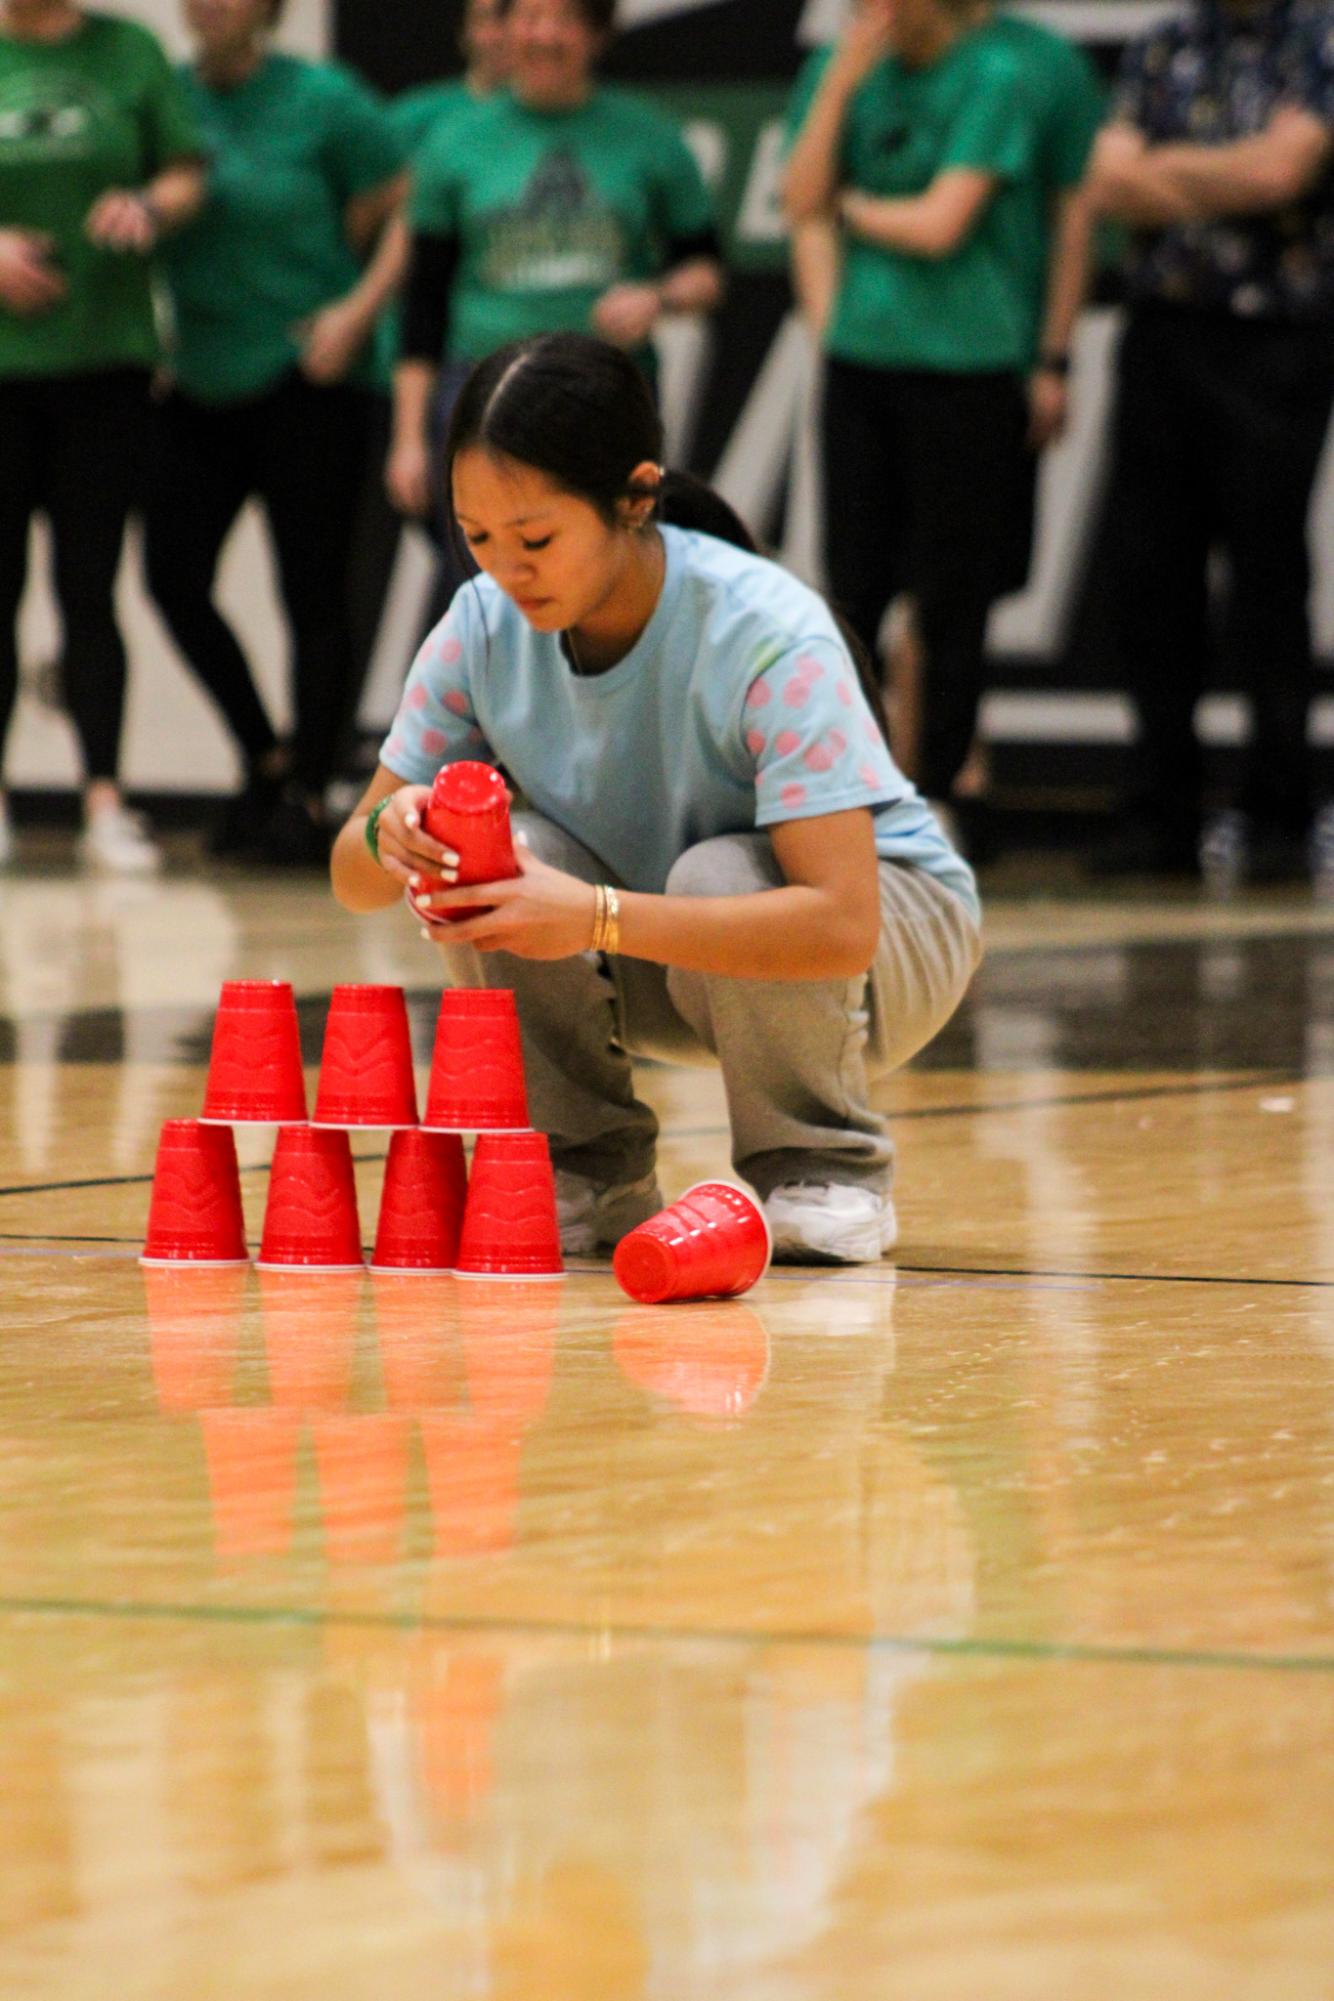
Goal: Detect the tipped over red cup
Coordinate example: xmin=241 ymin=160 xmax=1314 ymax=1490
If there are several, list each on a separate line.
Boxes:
xmin=410 ymin=760 xmax=519 ymax=926
xmin=612 ymin=1181 xmax=772 ymax=1305
xmin=201 ymin=979 xmax=308 ymax=1126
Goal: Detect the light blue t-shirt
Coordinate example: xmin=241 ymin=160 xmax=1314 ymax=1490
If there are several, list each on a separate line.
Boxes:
xmin=381 ymin=525 xmax=980 ymax=922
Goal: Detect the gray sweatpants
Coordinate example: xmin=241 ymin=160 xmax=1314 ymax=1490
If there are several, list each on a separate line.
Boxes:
xmin=433 ymin=810 xmax=981 ymax=1198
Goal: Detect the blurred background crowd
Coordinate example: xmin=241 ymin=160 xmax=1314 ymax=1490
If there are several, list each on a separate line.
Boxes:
xmin=1 ymin=0 xmax=1331 ymax=886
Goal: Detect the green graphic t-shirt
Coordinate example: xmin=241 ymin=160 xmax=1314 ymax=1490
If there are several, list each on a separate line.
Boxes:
xmin=787 ymin=36 xmax=1039 ymax=373
xmin=410 ymin=85 xmax=715 ymax=364
xmin=163 ymin=54 xmax=404 ymax=404
xmin=0 ymin=12 xmax=200 ymax=380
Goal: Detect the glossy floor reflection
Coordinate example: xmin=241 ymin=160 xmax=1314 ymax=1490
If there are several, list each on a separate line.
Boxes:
xmin=1 ymin=863 xmax=1333 ymax=1998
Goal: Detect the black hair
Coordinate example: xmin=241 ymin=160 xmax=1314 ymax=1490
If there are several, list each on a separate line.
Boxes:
xmin=445 ymin=333 xmax=890 ymax=740
xmin=496 ymin=0 xmax=618 ymax=31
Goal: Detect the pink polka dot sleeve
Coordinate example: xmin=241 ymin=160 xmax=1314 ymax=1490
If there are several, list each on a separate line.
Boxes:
xmin=745 ymin=645 xmax=899 ymax=828
xmin=379 ymin=610 xmax=492 ymax=783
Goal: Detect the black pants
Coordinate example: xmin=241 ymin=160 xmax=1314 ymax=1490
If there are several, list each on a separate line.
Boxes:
xmin=0 ymin=367 xmax=149 ymax=782
xmin=1105 ymin=307 xmax=1334 ymax=837
xmin=820 ymin=356 xmax=1031 ymax=801
xmin=143 ymin=372 xmax=375 ymax=795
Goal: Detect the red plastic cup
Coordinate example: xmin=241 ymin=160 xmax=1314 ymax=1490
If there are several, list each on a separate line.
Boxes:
xmin=201 ymin=979 xmax=308 ymax=1125
xmin=258 ymin=1125 xmax=365 ymax=1272
xmin=257 ymin=1268 xmax=360 ymax=1409
xmin=311 ymin=1413 xmax=411 ymax=1566
xmin=454 ymin=1130 xmax=563 ymax=1281
xmin=612 ymin=1302 xmax=770 ymax=1419
xmin=422 ymin=988 xmax=530 ymax=1133
xmin=313 ymin=984 xmax=418 ymax=1129
xmin=142 ymin=1118 xmax=250 ymax=1266
xmin=612 ymin=1180 xmax=772 ymax=1305
xmin=370 ymin=1128 xmax=467 ymax=1274
xmin=198 ymin=1407 xmax=302 ymax=1561
xmin=143 ymin=1264 xmax=246 ymax=1414
xmin=410 ymin=760 xmax=519 ymax=926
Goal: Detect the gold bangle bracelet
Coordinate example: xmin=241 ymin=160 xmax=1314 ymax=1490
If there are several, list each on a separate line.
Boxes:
xmin=590 ymin=884 xmax=620 ymax=956
xmin=602 ymin=885 xmax=621 ymax=956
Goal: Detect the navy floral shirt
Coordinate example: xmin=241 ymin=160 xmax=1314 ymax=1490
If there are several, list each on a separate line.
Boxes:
xmin=1113 ymin=0 xmax=1334 ymax=322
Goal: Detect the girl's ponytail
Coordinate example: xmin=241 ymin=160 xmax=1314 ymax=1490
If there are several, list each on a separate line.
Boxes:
xmin=655 ymin=469 xmax=758 ymax=553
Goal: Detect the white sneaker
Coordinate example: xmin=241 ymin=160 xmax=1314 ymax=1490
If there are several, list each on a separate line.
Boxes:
xmin=764 ymin=1183 xmax=897 ymax=1265
xmin=78 ymin=804 xmax=162 ymax=875
xmin=555 ymin=1168 xmax=664 ymax=1255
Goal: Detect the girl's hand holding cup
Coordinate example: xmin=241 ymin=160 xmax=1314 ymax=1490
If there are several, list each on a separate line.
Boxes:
xmin=370 ymin=786 xmax=458 ymax=888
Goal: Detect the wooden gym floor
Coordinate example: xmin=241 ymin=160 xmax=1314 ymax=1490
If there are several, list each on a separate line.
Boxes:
xmin=1 ymin=842 xmax=1332 ymax=1999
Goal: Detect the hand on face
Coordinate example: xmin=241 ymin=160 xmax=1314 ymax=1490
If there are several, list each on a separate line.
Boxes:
xmin=834 ymin=0 xmax=895 ymax=86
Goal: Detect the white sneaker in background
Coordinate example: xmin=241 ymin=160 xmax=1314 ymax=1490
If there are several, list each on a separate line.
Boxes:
xmin=764 ymin=1183 xmax=897 ymax=1265
xmin=555 ymin=1168 xmax=664 ymax=1255
xmin=77 ymin=804 xmax=163 ymax=876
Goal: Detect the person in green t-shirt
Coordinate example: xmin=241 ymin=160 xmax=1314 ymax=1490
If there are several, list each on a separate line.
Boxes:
xmin=0 ymin=0 xmax=204 ymax=874
xmin=386 ymin=0 xmax=511 ymax=590
xmin=818 ymin=1 xmax=1103 ymax=813
xmin=143 ymin=0 xmax=408 ymax=867
xmin=387 ymin=0 xmax=724 ymax=528
xmin=784 ymin=0 xmax=1046 ymax=832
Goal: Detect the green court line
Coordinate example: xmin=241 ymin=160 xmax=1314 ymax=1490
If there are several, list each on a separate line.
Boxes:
xmin=1 ymin=1592 xmax=1331 ymax=1675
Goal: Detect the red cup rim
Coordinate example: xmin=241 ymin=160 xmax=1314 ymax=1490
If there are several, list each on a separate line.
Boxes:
xmin=198 ymin=1114 xmax=295 ymax=1128
xmin=327 ymin=984 xmax=406 ymax=1004
xmin=677 ymin=1179 xmax=773 ymax=1267
xmin=218 ymin=980 xmax=296 ymax=998
xmin=140 ymin=1254 xmax=251 ymax=1269
xmin=433 ymin=986 xmax=519 ymax=1013
xmin=368 ymin=1261 xmax=456 ymax=1277
xmin=309 ymin=1118 xmax=419 ymax=1132
xmin=255 ymin=1258 xmax=366 ymax=1275
xmin=453 ymin=1266 xmax=564 ymax=1284
xmin=421 ymin=1119 xmax=530 ymax=1135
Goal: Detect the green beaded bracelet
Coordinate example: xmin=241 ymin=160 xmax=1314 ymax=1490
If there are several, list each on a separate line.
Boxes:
xmin=365 ymin=794 xmax=394 ymax=865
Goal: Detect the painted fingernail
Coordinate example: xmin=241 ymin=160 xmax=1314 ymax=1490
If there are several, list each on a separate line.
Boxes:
xmin=409 ymin=876 xmax=421 ymax=890
xmin=404 ymin=810 xmax=419 ymax=829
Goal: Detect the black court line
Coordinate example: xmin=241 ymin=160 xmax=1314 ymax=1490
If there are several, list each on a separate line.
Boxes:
xmin=0 ymin=1149 xmax=390 ymax=1203
xmin=0 ymin=1072 xmax=1303 ymax=1207
xmin=899 ymin=1261 xmax=1334 ymax=1291
xmin=1 ymin=1592 xmax=1330 ymax=1675
xmin=0 ymin=1234 xmax=1329 ymax=1292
